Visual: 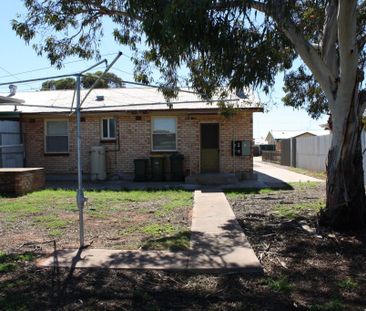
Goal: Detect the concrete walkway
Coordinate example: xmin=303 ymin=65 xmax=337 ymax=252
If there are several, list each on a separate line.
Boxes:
xmin=231 ymin=157 xmax=324 ymax=189
xmin=188 ymin=190 xmax=261 ymax=271
xmin=254 ymin=157 xmax=322 ymax=183
xmin=37 ymin=190 xmax=262 ymax=273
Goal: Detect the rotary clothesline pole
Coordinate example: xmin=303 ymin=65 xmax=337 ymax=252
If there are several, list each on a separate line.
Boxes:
xmin=75 ymin=74 xmax=85 ymax=248
xmin=0 ymin=51 xmax=246 ymax=249
xmin=0 ymin=53 xmax=123 ymax=249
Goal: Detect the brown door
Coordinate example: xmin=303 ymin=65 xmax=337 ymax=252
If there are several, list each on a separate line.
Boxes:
xmin=200 ymin=123 xmax=219 ymax=173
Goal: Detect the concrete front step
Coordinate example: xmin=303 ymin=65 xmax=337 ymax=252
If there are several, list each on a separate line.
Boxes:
xmin=186 ymin=173 xmax=239 ymax=185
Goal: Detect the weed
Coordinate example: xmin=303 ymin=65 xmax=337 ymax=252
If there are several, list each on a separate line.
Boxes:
xmin=310 ymin=299 xmax=344 ymax=311
xmin=17 ymin=253 xmax=35 ymax=262
xmin=34 ymin=215 xmax=71 ymax=229
xmin=142 ymin=231 xmax=191 ymax=251
xmin=0 ymin=252 xmax=36 ymax=271
xmin=288 ymin=167 xmax=326 ymax=180
xmin=337 ymin=278 xmax=358 ymax=290
xmin=142 ymin=224 xmax=176 ymax=236
xmin=132 ymin=288 xmax=161 ymax=310
xmin=156 ymin=197 xmax=192 ymax=216
xmin=49 ymin=229 xmax=63 ymax=237
xmin=225 ymin=186 xmax=292 ymax=200
xmin=275 ymin=200 xmax=324 ymax=219
xmin=266 ymin=276 xmax=293 ymax=293
xmin=0 ymin=263 xmax=17 ymax=273
xmin=288 ymin=181 xmax=322 ymax=189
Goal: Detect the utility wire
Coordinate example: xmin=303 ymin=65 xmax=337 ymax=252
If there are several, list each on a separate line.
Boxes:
xmin=83 ymin=71 xmax=199 ymax=95
xmin=0 ymin=52 xmax=122 ymax=80
xmin=0 ymin=66 xmax=36 ymax=91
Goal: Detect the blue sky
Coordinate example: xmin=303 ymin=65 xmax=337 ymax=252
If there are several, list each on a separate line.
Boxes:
xmin=0 ymin=1 xmax=328 ymax=140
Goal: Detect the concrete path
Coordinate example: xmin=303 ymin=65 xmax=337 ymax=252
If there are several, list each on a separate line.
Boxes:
xmin=188 ymin=190 xmax=261 ymax=272
xmin=254 ymin=157 xmax=323 ymax=185
xmin=37 ymin=190 xmax=262 ymax=273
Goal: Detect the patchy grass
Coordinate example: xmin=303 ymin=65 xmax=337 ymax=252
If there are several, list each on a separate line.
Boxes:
xmin=310 ymin=299 xmax=344 ymax=311
xmin=142 ymin=231 xmax=191 ymax=251
xmin=274 ymin=200 xmax=324 ymax=219
xmin=288 ymin=167 xmax=326 ymax=180
xmin=337 ymin=278 xmax=358 ymax=290
xmin=225 ymin=186 xmax=292 ymax=200
xmin=142 ymin=224 xmax=176 ymax=236
xmin=0 ymin=263 xmax=17 ymax=273
xmin=288 ymin=181 xmax=323 ymax=189
xmin=156 ymin=196 xmax=192 ymax=216
xmin=266 ymin=276 xmax=293 ymax=293
xmin=0 ymin=252 xmax=35 ymax=273
xmin=0 ymin=189 xmax=193 ymax=251
xmin=34 ymin=215 xmax=72 ymax=229
xmin=0 ymin=183 xmax=365 ymax=311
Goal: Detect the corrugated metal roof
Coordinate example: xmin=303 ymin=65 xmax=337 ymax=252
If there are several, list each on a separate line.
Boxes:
xmin=0 ymin=88 xmax=261 ymax=113
xmin=0 ymin=95 xmax=25 ymax=104
xmin=268 ymin=130 xmax=330 ymax=141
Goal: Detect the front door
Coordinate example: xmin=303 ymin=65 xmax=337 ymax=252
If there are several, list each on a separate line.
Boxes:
xmin=200 ymin=123 xmax=219 ymax=173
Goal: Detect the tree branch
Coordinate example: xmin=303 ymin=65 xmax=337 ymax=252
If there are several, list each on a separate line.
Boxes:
xmin=247 ymin=1 xmax=337 ymax=101
xmin=321 ymin=0 xmax=338 ymax=79
xmin=336 ymin=0 xmax=359 ymax=115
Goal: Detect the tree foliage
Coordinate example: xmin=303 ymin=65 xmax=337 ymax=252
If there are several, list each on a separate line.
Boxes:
xmin=81 ymin=71 xmax=125 ymax=88
xmin=12 ymin=1 xmax=366 ymax=110
xmin=41 ymin=77 xmax=75 ymax=90
xmin=12 ymin=0 xmax=366 ymax=229
xmin=40 ymin=71 xmax=124 ymax=90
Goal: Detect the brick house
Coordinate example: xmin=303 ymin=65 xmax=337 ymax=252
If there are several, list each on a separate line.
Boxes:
xmin=1 ymin=88 xmax=262 ymax=182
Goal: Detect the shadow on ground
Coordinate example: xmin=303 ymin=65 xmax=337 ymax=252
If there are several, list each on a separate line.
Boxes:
xmin=0 ymin=225 xmax=294 ymax=311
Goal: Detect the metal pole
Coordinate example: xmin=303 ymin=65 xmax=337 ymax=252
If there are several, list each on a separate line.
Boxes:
xmin=79 ymin=52 xmax=123 ymax=107
xmin=75 ymin=74 xmax=85 ymax=248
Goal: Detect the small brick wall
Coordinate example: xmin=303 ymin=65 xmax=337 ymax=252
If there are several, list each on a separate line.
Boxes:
xmin=0 ymin=168 xmax=45 ymax=196
xmin=21 ymin=110 xmax=257 ymax=180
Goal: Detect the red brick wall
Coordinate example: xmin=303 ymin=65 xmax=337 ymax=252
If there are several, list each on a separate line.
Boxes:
xmin=21 ymin=110 xmax=254 ymax=178
xmin=0 ymin=169 xmax=45 ymax=196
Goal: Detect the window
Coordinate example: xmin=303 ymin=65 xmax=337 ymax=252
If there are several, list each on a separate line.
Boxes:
xmin=101 ymin=118 xmax=116 ymax=140
xmin=45 ymin=120 xmax=69 ymax=153
xmin=152 ymin=117 xmax=177 ymax=151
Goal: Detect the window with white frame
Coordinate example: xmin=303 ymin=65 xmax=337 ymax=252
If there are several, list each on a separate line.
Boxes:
xmin=101 ymin=118 xmax=116 ymax=140
xmin=45 ymin=120 xmax=69 ymax=153
xmin=152 ymin=117 xmax=177 ymax=151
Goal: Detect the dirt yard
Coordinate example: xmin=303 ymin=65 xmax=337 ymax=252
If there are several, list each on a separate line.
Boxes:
xmin=0 ymin=183 xmax=365 ymax=310
xmin=0 ymin=189 xmax=192 ymax=252
xmin=228 ymin=182 xmax=366 ymax=310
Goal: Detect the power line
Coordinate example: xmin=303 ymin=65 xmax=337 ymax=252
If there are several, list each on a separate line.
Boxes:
xmin=0 ymin=66 xmax=36 ymax=91
xmin=0 ymin=52 xmax=123 ymax=80
xmin=110 ymin=67 xmax=135 ymax=77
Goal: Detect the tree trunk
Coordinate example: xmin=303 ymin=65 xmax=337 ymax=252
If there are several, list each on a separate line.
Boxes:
xmin=319 ymin=95 xmax=366 ymax=231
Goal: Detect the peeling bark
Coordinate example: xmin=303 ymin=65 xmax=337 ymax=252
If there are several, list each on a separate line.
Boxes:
xmin=320 ymin=88 xmax=366 ymax=230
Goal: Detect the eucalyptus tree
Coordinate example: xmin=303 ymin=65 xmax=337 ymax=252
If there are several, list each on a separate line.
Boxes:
xmin=13 ymin=0 xmax=366 ymax=230
xmin=82 ymin=71 xmax=125 ymax=88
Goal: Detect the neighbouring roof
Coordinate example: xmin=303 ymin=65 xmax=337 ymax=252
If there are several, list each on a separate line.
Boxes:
xmin=266 ymin=129 xmax=330 ymax=142
xmin=0 ymin=88 xmax=262 ymax=114
xmin=0 ymin=95 xmax=25 ymax=105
